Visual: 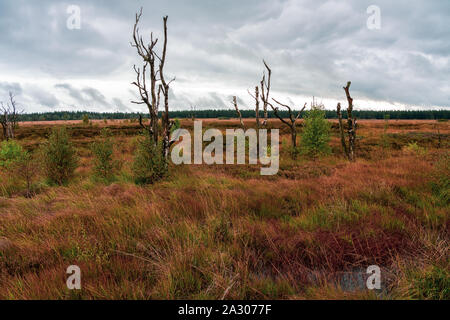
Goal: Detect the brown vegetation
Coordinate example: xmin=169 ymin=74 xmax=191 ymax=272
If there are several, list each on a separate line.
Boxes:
xmin=0 ymin=119 xmax=448 ymax=299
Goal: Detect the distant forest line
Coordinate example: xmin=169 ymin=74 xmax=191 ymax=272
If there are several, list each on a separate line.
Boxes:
xmin=18 ymin=109 xmax=450 ymax=121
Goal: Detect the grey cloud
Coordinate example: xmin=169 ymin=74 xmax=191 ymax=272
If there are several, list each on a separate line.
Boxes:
xmin=112 ymin=98 xmax=132 ymax=112
xmin=55 ymin=83 xmax=85 ymax=103
xmin=0 ymin=0 xmax=449 ymax=111
xmin=26 ymin=86 xmax=59 ymax=108
xmin=0 ymin=82 xmax=23 ymax=97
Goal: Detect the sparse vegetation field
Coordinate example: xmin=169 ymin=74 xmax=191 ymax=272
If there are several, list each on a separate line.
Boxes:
xmin=0 ymin=119 xmax=448 ymax=300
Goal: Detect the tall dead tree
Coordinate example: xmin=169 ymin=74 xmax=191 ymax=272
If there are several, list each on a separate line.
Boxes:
xmin=337 ymin=81 xmax=357 ymax=161
xmin=269 ymin=98 xmax=307 ymax=148
xmin=131 ymin=8 xmax=175 ymax=159
xmin=0 ymin=92 xmax=21 ymax=140
xmin=260 ymin=60 xmax=271 ymax=127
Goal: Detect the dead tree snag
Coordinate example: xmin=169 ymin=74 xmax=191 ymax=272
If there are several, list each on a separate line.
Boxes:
xmin=131 ymin=8 xmax=175 ymax=159
xmin=0 ymin=92 xmax=21 ymax=140
xmin=337 ymin=81 xmax=357 ymax=161
xmin=260 ymin=60 xmax=272 ymax=127
xmin=269 ymin=98 xmax=306 ymax=149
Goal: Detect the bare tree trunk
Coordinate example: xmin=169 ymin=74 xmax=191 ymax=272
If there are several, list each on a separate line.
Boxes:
xmin=336 ymin=102 xmax=349 ymax=158
xmin=291 ymin=130 xmax=297 ymax=148
xmin=343 ymin=82 xmax=356 ymax=161
xmin=159 ymin=16 xmax=176 ymax=159
xmin=260 ymin=60 xmax=271 ymax=127
xmin=254 ymin=86 xmax=260 ymax=149
xmin=337 ymin=82 xmax=357 ymax=161
xmin=232 ymin=96 xmax=245 ymax=129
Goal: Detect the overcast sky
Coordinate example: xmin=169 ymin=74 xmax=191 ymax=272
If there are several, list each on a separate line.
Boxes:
xmin=0 ymin=0 xmax=449 ymax=113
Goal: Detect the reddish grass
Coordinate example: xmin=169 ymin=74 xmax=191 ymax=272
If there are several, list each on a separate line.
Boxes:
xmin=0 ymin=119 xmax=448 ymax=299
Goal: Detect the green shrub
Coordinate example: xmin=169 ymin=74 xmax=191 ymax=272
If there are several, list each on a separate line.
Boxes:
xmin=132 ymin=135 xmax=167 ymax=185
xmin=82 ymin=114 xmax=89 ymax=125
xmin=40 ymin=127 xmax=78 ymax=185
xmin=0 ymin=140 xmax=24 ymax=168
xmin=91 ymin=128 xmax=116 ymax=182
xmin=300 ymin=107 xmax=331 ymax=157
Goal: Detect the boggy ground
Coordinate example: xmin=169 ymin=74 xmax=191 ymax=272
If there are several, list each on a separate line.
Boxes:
xmin=0 ymin=119 xmax=448 ymax=299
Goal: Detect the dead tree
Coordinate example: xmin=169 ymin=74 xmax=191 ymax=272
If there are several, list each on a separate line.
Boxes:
xmin=131 ymin=8 xmax=175 ymax=158
xmin=0 ymin=92 xmax=21 ymax=140
xmin=238 ymin=60 xmax=305 ymax=151
xmin=247 ymin=86 xmax=261 ymax=148
xmin=337 ymin=81 xmax=357 ymax=161
xmin=269 ymin=99 xmax=307 ymax=148
xmin=254 ymin=86 xmax=260 ymax=131
xmin=336 ymin=103 xmax=348 ymax=157
xmin=232 ymin=96 xmax=245 ymax=129
xmin=260 ymin=60 xmax=272 ymax=127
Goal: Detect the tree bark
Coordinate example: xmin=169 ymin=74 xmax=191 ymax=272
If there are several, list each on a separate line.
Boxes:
xmin=336 ymin=102 xmax=348 ymax=158
xmin=343 ymin=81 xmax=356 ymax=161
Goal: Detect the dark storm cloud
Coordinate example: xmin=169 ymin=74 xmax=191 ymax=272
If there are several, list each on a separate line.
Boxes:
xmin=0 ymin=0 xmax=448 ymax=111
